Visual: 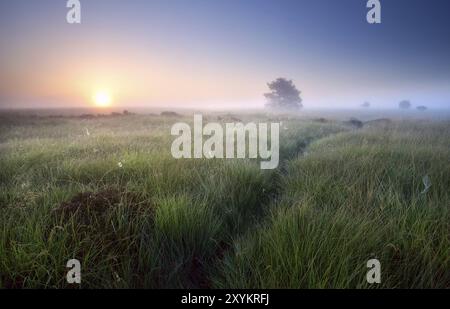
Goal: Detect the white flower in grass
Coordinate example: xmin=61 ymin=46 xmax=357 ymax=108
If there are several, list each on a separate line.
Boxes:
xmin=421 ymin=175 xmax=431 ymax=194
xmin=113 ymin=272 xmax=122 ymax=283
xmin=85 ymin=128 xmax=90 ymax=136
xmin=118 ymin=162 xmax=123 ymax=168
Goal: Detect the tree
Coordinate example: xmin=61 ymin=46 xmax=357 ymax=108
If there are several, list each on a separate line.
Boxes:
xmin=416 ymin=105 xmax=427 ymax=112
xmin=361 ymin=101 xmax=370 ymax=108
xmin=264 ymin=78 xmax=302 ymax=110
xmin=399 ymin=100 xmax=411 ymax=110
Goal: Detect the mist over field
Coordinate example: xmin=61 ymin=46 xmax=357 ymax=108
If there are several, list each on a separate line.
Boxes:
xmin=1 ymin=108 xmax=449 ymax=288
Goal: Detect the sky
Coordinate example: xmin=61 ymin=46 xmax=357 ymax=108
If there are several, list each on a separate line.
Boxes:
xmin=0 ymin=0 xmax=449 ymax=110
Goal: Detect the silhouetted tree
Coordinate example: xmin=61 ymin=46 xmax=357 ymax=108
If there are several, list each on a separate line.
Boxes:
xmin=264 ymin=78 xmax=302 ymax=110
xmin=399 ymin=100 xmax=411 ymax=110
xmin=417 ymin=105 xmax=427 ymax=111
xmin=361 ymin=101 xmax=370 ymax=108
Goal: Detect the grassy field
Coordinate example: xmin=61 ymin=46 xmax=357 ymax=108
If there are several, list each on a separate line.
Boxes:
xmin=0 ymin=110 xmax=449 ymax=288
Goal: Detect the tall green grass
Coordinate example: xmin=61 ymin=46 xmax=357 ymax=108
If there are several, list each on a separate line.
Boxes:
xmin=214 ymin=121 xmax=450 ymax=288
xmin=0 ymin=114 xmax=448 ymax=288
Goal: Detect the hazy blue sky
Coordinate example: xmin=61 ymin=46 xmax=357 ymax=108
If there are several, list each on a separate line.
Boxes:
xmin=0 ymin=0 xmax=449 ymax=109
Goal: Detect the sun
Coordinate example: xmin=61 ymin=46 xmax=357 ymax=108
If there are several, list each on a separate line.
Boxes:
xmin=93 ymin=90 xmax=112 ymax=108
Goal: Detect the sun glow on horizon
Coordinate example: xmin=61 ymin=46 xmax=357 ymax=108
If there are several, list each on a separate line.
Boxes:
xmin=93 ymin=90 xmax=112 ymax=107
